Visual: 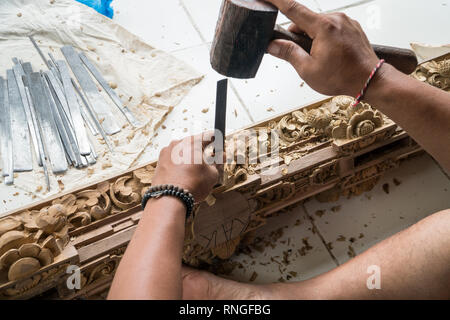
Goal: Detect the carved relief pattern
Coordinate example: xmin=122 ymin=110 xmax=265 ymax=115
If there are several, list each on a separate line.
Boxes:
xmin=413 ymin=57 xmax=450 ymax=91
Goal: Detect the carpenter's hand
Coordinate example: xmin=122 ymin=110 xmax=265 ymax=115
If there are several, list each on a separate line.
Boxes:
xmin=151 ymin=133 xmax=222 ymax=202
xmin=266 ymin=0 xmax=380 ymax=97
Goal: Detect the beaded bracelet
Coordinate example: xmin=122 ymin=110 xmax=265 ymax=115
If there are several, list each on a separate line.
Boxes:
xmin=141 ymin=184 xmax=195 ymax=218
xmin=352 ymin=59 xmax=385 ymax=107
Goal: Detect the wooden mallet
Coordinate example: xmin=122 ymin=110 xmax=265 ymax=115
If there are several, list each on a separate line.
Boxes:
xmin=210 ymin=0 xmax=418 ymax=79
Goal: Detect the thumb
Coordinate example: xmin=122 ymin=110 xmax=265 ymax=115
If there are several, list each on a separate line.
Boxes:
xmin=267 ymin=39 xmax=310 ymax=72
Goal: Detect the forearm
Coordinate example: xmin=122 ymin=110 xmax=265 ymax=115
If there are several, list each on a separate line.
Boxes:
xmin=108 ymin=197 xmax=186 ymax=300
xmin=365 ymin=64 xmax=450 ymax=173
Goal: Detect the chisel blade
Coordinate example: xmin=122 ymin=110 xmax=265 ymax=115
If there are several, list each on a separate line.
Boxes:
xmin=28 ymin=72 xmax=67 ymax=174
xmin=214 ymin=79 xmax=228 ymax=154
xmin=56 ymin=60 xmax=92 ymax=155
xmin=0 ymin=77 xmax=14 ymax=185
xmin=61 ymin=45 xmax=121 ymax=135
xmin=12 ymin=64 xmax=42 ymax=166
xmin=7 ymin=69 xmax=33 ymax=172
xmin=79 ymin=52 xmax=141 ymax=128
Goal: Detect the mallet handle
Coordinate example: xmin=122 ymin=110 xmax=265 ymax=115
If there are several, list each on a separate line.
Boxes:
xmin=273 ymin=25 xmax=418 ymax=75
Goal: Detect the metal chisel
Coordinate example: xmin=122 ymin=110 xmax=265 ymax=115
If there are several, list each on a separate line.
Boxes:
xmin=0 ymin=77 xmax=14 ymax=185
xmin=79 ymin=52 xmax=141 ymax=128
xmin=28 ymin=72 xmax=67 ymax=174
xmin=61 ymin=45 xmax=121 ymax=135
xmin=12 ymin=63 xmax=42 ymax=166
xmin=24 ymin=86 xmax=50 ymax=191
xmin=56 ymin=60 xmax=92 ymax=155
xmin=214 ymin=79 xmax=228 ymax=186
xmin=7 ymin=69 xmax=33 ymax=172
xmin=43 ymin=72 xmax=82 ymax=168
xmin=215 ymin=79 xmax=228 ymax=155
xmin=72 ymin=78 xmax=114 ymax=152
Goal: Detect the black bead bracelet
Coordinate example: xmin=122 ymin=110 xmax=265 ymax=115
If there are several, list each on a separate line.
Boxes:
xmin=141 ymin=184 xmax=195 ymax=218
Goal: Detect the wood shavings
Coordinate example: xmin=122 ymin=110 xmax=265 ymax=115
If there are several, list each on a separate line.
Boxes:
xmin=331 ymin=205 xmax=341 ymax=212
xmin=183 ymin=128 xmax=188 ymax=133
xmin=183 ymin=109 xmax=187 ymax=113
xmin=382 ymin=183 xmax=390 ymax=194
xmin=337 ymin=235 xmax=346 ymax=242
xmin=36 ymin=186 xmax=43 ymax=192
xmin=393 ymin=178 xmax=401 ymax=186
xmin=267 ymin=107 xmax=274 ymax=112
xmin=102 ymin=162 xmax=112 ymax=170
xmin=17 ymin=13 xmax=22 ymax=17
xmin=249 ymin=271 xmax=258 ymax=282
xmin=108 ymin=82 xmax=117 ymax=89
xmin=162 ymin=125 xmax=166 ymax=129
xmin=315 ymin=210 xmax=325 ymax=217
xmin=57 ymin=180 xmax=64 ymax=191
xmin=347 ymin=245 xmax=356 ymax=258
xmin=201 ymin=108 xmax=209 ymax=113
xmin=281 ymin=168 xmax=288 ymax=175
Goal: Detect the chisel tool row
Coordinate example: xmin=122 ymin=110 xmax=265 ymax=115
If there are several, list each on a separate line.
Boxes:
xmin=0 ymin=37 xmax=140 ymax=190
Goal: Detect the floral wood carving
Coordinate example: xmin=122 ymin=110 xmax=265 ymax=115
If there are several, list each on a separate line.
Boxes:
xmin=413 ymin=57 xmax=450 ymax=91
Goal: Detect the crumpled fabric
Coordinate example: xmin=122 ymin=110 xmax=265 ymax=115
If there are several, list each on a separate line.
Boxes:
xmin=0 ymin=0 xmax=203 ymax=214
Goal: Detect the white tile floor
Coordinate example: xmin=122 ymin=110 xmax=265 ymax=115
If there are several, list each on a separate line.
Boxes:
xmin=2 ymin=0 xmax=449 ymax=285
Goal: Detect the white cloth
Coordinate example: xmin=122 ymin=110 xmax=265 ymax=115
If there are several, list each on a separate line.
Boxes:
xmin=0 ymin=0 xmax=203 ymax=213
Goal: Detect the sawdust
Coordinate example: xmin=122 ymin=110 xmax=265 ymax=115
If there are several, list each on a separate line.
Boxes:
xmin=201 ymin=108 xmax=209 ymax=113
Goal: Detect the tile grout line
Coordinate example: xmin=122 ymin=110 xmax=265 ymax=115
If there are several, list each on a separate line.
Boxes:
xmin=178 ymin=0 xmax=207 ymax=44
xmin=301 ymin=203 xmax=340 ymax=266
xmin=324 ymin=0 xmax=377 ymax=13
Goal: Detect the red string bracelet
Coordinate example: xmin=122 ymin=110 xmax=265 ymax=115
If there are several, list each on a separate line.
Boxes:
xmin=352 ymin=59 xmax=385 ymax=107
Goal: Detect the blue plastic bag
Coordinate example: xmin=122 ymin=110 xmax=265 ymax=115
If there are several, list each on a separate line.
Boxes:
xmin=76 ymin=0 xmax=114 ymax=18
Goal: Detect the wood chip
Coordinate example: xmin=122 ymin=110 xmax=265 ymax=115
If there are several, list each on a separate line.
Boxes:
xmin=382 ymin=183 xmax=390 ymax=194
xmin=249 ymin=271 xmax=258 ymax=282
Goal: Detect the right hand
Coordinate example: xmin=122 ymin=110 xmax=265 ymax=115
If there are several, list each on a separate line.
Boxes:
xmin=266 ymin=0 xmax=382 ymax=97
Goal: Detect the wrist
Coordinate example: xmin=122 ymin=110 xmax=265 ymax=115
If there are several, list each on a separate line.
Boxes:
xmin=144 ymin=196 xmax=186 ymax=216
xmin=363 ymin=63 xmax=403 ymax=106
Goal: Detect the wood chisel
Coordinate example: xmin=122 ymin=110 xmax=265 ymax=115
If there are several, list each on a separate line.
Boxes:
xmin=56 ymin=60 xmax=92 ymax=155
xmin=61 ymin=45 xmax=121 ymax=135
xmin=28 ymin=72 xmax=68 ymax=174
xmin=214 ymin=79 xmax=228 ymax=186
xmin=79 ymin=52 xmax=141 ymax=128
xmin=0 ymin=77 xmax=14 ymax=185
xmin=24 ymin=86 xmax=50 ymax=191
xmin=7 ymin=69 xmax=33 ymax=172
xmin=12 ymin=63 xmax=42 ymax=166
xmin=71 ymin=78 xmax=114 ymax=152
xmin=43 ymin=72 xmax=83 ymax=168
xmin=215 ymin=79 xmax=228 ymax=155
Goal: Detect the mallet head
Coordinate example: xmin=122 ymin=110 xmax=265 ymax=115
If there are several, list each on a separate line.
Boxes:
xmin=210 ymin=0 xmax=279 ymax=79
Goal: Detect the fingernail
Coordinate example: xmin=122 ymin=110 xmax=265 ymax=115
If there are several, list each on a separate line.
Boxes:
xmin=267 ymin=42 xmax=280 ymax=56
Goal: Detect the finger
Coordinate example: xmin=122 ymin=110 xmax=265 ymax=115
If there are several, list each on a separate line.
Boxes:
xmin=266 ymin=0 xmax=321 ymax=37
xmin=202 ymin=130 xmax=216 ymax=149
xmin=267 ymin=39 xmax=311 ymax=73
xmin=288 ymin=23 xmax=303 ymax=34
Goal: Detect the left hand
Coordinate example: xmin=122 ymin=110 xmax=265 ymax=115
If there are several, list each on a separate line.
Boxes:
xmin=151 ymin=133 xmax=222 ymax=202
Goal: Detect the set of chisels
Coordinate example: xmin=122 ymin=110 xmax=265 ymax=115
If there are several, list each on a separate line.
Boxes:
xmin=0 ymin=36 xmax=141 ymax=191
